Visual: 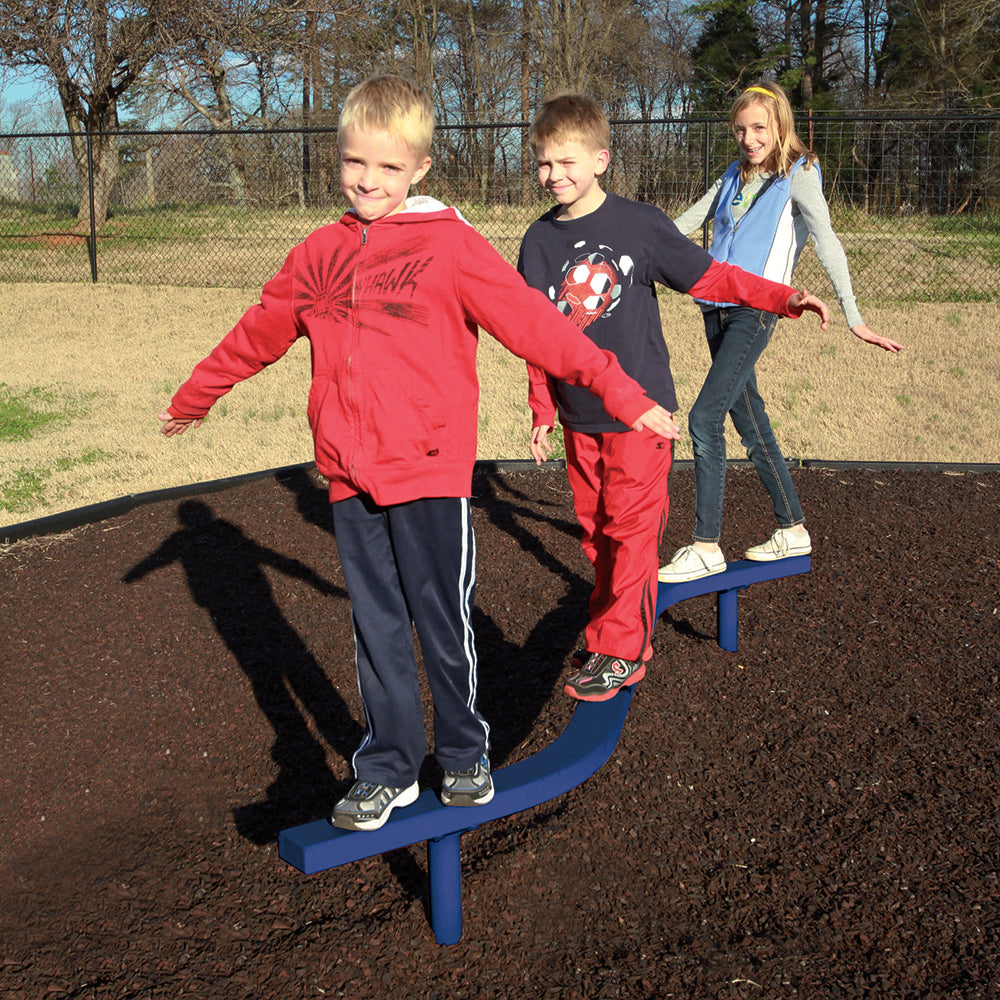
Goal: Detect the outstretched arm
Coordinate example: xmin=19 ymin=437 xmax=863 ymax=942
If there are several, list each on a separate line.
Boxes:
xmin=792 ymin=169 xmax=903 ymax=352
xmin=122 ymin=536 xmax=180 ymax=583
xmin=260 ymin=548 xmax=345 ymax=598
xmin=689 ymin=260 xmax=830 ymax=324
xmin=673 ymin=180 xmax=724 ymax=237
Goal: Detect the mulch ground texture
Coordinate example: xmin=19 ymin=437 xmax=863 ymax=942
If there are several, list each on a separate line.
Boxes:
xmin=1 ymin=462 xmax=997 ymax=1000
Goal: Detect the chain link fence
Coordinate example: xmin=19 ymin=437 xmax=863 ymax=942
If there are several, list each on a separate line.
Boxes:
xmin=1 ymin=114 xmax=998 ymax=299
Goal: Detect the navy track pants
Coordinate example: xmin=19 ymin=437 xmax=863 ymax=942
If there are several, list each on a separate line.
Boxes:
xmin=331 ymin=493 xmax=489 ymax=786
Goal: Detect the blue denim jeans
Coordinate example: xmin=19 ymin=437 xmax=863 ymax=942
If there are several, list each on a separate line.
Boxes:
xmin=688 ymin=307 xmax=805 ymax=543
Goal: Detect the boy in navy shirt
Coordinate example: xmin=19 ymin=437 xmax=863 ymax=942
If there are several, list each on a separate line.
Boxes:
xmin=519 ymin=93 xmax=829 ymax=701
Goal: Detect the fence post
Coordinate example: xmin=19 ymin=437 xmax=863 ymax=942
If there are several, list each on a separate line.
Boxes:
xmin=86 ymin=132 xmax=98 ymax=282
xmin=702 ymin=120 xmax=711 ymax=250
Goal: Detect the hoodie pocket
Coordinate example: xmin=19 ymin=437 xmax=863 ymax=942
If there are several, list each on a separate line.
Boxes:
xmin=367 ymin=369 xmax=446 ymax=464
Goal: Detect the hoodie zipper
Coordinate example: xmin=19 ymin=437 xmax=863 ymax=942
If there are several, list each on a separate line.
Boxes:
xmin=348 ymin=223 xmax=369 ymax=483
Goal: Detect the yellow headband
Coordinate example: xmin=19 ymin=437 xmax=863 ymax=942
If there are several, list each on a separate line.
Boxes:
xmin=744 ymin=86 xmax=773 ymax=98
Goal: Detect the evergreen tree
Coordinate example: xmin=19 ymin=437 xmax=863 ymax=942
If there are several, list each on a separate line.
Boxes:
xmin=689 ymin=0 xmax=766 ymax=114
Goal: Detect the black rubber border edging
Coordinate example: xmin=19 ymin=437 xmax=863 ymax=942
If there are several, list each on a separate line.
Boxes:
xmin=4 ymin=457 xmax=998 ymax=547
xmin=0 ymin=459 xmax=562 ymax=546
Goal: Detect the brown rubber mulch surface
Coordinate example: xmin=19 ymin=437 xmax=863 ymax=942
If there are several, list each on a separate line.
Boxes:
xmin=1 ymin=465 xmax=997 ymax=999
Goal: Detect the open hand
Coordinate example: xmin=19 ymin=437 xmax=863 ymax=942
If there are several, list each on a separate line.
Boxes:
xmin=851 ymin=323 xmax=903 ymax=353
xmin=530 ymin=425 xmax=554 ymax=465
xmin=158 ymin=412 xmax=203 ymax=437
xmin=631 ymin=405 xmax=681 ymax=441
xmin=788 ymin=289 xmax=829 ymax=329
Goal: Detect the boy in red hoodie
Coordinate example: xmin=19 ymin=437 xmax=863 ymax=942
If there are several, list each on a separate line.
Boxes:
xmin=159 ymin=75 xmax=681 ymax=832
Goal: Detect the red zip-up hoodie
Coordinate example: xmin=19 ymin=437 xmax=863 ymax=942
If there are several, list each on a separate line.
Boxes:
xmin=169 ymin=198 xmax=658 ymax=505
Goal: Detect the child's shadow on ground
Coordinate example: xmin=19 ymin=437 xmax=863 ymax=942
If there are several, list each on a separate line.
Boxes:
xmin=120 ymin=469 xmax=597 ymax=870
xmin=122 ymin=497 xmax=362 ymax=844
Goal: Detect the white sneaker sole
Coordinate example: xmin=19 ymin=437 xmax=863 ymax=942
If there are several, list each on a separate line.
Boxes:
xmin=745 ymin=545 xmax=812 ymax=562
xmin=657 ymin=561 xmax=726 ymax=583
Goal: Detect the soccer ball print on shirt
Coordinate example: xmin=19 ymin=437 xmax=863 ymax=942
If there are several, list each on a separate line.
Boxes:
xmin=550 ymin=242 xmax=633 ymax=331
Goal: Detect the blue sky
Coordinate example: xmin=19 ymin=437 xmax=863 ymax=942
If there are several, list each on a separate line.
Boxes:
xmin=1 ymin=69 xmax=57 ymax=111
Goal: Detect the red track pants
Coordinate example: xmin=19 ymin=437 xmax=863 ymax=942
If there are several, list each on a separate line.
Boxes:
xmin=563 ymin=426 xmax=672 ymax=663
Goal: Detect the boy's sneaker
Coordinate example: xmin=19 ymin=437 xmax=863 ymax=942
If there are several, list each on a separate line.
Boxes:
xmin=563 ymin=653 xmax=646 ymax=702
xmin=745 ymin=527 xmax=811 ymax=561
xmin=332 ymin=779 xmax=419 ymax=831
xmin=658 ymin=544 xmax=726 ymax=583
xmin=441 ymin=753 xmax=494 ymax=807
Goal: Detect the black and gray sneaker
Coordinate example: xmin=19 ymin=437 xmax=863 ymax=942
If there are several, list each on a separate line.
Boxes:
xmin=563 ymin=653 xmax=646 ymax=702
xmin=441 ymin=753 xmax=494 ymax=807
xmin=332 ymin=779 xmax=419 ymax=831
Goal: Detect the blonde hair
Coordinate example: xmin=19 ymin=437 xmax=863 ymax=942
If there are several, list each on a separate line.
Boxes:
xmin=730 ymin=81 xmax=818 ymax=179
xmin=528 ymin=93 xmax=610 ymax=155
xmin=338 ymin=75 xmax=435 ymax=157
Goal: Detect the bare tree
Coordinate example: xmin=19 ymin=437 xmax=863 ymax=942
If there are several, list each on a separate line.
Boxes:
xmin=436 ymin=0 xmax=521 ymax=200
xmin=153 ymin=1 xmax=303 ymax=126
xmin=146 ymin=0 xmax=373 ymax=207
xmin=0 ymin=0 xmax=183 ymax=230
xmin=880 ymin=0 xmax=1000 ymax=108
xmin=149 ymin=1 xmax=289 ymax=205
xmin=1 ymin=68 xmax=36 ymax=134
xmin=855 ymin=0 xmax=891 ymax=100
xmin=758 ymin=0 xmax=866 ymax=106
xmin=388 ymin=0 xmax=442 ymax=95
xmin=643 ymin=0 xmax=701 ymax=117
xmin=525 ymin=0 xmax=642 ymax=98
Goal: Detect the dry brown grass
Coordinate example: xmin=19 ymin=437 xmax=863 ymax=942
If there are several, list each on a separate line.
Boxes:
xmin=668 ymin=296 xmax=1000 ymax=465
xmin=3 ymin=281 xmax=998 ymax=529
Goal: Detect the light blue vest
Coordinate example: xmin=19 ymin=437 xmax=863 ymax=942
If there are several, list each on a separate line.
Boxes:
xmin=699 ymin=156 xmax=817 ymax=307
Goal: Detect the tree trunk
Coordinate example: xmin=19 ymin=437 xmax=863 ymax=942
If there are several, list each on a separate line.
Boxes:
xmin=68 ymin=116 xmax=120 ymax=233
xmin=520 ymin=0 xmax=534 ymax=203
xmin=221 ymin=134 xmax=249 ymax=208
xmin=800 ymin=0 xmax=815 ymax=104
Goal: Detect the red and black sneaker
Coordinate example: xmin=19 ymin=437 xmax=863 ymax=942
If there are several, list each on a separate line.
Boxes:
xmin=563 ymin=653 xmax=645 ymax=702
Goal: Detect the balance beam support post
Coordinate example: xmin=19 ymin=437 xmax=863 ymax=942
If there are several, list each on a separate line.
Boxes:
xmin=718 ymin=587 xmax=739 ymax=652
xmin=428 ymin=832 xmax=464 ymax=945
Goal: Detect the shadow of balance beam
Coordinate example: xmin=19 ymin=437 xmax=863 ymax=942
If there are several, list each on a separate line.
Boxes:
xmin=278 ymin=556 xmax=810 ymax=944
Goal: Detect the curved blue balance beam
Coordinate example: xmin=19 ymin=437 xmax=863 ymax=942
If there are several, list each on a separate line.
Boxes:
xmin=279 ymin=554 xmax=810 ymax=944
xmin=279 ymin=686 xmax=633 ymax=945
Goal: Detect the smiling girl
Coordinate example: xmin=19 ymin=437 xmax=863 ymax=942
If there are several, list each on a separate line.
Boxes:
xmin=659 ymin=81 xmax=903 ymax=584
